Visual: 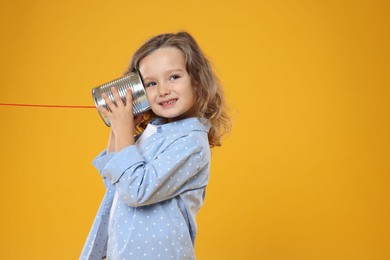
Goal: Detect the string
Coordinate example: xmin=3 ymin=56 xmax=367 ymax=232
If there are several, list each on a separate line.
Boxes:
xmin=0 ymin=103 xmax=95 ymax=109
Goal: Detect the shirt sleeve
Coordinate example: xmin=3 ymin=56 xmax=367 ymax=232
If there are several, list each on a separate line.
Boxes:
xmin=92 ymin=149 xmax=115 ymax=188
xmin=100 ymin=133 xmax=210 ymax=207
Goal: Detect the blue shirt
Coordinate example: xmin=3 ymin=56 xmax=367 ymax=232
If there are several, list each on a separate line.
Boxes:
xmin=80 ymin=117 xmax=211 ymax=260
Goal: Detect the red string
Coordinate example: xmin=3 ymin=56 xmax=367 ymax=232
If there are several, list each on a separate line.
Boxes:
xmin=0 ymin=103 xmax=95 ymax=109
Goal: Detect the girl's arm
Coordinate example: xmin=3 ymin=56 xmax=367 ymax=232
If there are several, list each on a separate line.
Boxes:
xmin=107 ymin=129 xmax=115 ymax=154
xmin=93 ymin=87 xmax=143 ymax=187
xmin=100 ymin=132 xmax=210 ymax=207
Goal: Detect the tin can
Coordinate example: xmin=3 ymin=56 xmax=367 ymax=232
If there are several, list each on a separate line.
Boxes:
xmin=92 ymin=71 xmax=150 ymax=126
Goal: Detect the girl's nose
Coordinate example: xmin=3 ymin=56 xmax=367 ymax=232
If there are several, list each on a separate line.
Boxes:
xmin=158 ymin=83 xmax=171 ymax=96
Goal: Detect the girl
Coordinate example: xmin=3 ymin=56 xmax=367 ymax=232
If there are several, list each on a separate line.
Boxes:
xmin=81 ymin=32 xmax=231 ymax=260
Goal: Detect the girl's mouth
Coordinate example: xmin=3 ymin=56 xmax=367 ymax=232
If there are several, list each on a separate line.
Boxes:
xmin=159 ymin=99 xmax=178 ymax=107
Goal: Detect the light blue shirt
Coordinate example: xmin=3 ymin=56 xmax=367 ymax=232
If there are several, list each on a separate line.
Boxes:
xmin=80 ymin=117 xmax=211 ymax=260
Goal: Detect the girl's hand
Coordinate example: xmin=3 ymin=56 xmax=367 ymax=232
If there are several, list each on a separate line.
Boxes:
xmin=97 ymin=87 xmax=142 ymax=152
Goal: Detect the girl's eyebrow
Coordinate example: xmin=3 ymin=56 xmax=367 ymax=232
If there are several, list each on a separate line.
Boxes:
xmin=143 ymin=69 xmax=185 ymax=81
xmin=165 ymin=68 xmax=185 ymax=74
xmin=142 ymin=75 xmax=153 ymax=82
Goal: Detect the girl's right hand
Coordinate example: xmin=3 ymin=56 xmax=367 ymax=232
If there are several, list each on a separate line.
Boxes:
xmin=97 ymin=88 xmax=135 ymax=136
xmin=98 ymin=87 xmax=144 ymax=152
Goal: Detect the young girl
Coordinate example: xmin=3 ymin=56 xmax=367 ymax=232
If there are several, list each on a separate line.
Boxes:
xmin=81 ymin=32 xmax=231 ymax=260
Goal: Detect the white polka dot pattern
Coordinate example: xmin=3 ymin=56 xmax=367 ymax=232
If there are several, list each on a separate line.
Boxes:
xmin=80 ymin=118 xmax=211 ymax=260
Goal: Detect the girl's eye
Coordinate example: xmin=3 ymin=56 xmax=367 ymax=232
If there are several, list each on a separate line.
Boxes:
xmin=146 ymin=81 xmax=157 ymax=88
xmin=169 ymin=75 xmax=180 ymax=81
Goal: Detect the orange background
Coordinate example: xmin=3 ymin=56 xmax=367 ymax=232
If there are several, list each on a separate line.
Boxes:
xmin=1 ymin=0 xmax=389 ymax=259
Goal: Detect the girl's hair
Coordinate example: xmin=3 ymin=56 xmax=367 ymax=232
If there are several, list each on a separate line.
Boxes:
xmin=125 ymin=31 xmax=231 ymax=147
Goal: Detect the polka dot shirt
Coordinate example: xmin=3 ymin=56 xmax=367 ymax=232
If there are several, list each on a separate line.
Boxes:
xmin=80 ymin=117 xmax=211 ymax=260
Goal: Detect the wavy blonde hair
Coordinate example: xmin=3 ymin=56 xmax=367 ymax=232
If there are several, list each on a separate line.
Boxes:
xmin=125 ymin=32 xmax=231 ymax=147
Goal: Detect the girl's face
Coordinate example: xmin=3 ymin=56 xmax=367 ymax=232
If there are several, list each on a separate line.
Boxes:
xmin=139 ymin=47 xmax=196 ymax=122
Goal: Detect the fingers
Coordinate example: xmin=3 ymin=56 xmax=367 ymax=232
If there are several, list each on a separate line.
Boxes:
xmin=101 ymin=87 xmax=126 ymax=111
xmin=98 ymin=87 xmax=134 ymax=117
xmin=100 ymin=91 xmax=115 ymax=112
xmin=125 ymin=88 xmax=133 ymax=108
xmin=97 ymin=103 xmax=109 ymax=116
xmin=112 ymin=87 xmax=124 ymax=108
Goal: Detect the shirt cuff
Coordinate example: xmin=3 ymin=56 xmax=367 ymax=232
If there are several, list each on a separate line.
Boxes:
xmin=102 ymin=145 xmax=144 ymax=184
xmin=92 ymin=150 xmax=115 ymax=172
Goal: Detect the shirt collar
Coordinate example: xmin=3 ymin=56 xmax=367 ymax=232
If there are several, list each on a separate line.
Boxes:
xmin=151 ymin=117 xmax=210 ymax=134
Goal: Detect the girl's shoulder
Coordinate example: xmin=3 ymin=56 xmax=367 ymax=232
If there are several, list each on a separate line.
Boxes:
xmin=149 ymin=118 xmax=210 ymax=153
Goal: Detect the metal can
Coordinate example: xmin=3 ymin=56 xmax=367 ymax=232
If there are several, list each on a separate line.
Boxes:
xmin=92 ymin=71 xmax=150 ymax=126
